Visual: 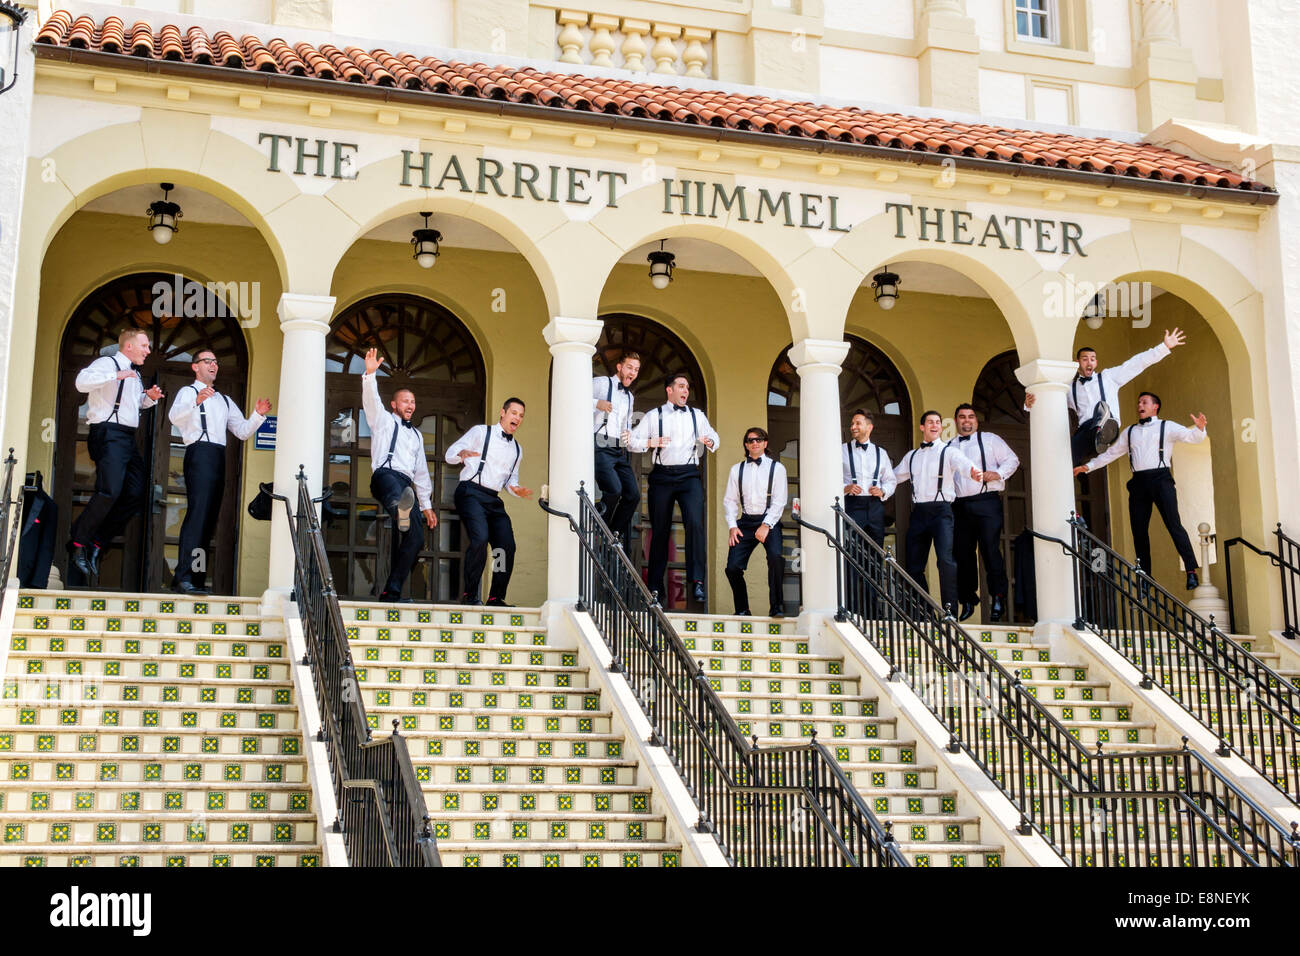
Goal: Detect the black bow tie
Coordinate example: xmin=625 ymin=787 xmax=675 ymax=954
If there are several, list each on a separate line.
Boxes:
xmin=854 ymin=441 xmax=869 ymax=450
xmin=1138 ymin=417 xmax=1152 ymax=425
xmin=616 ymin=382 xmax=629 ymax=393
xmin=957 ymin=435 xmax=972 ymax=442
xmin=500 ymin=431 xmax=514 ymax=442
xmin=1078 ymin=375 xmax=1094 ymax=384
xmin=746 ymin=457 xmax=763 ymax=465
xmin=921 ymin=441 xmax=935 ymax=449
xmin=671 ymin=405 xmax=688 ymax=412
xmin=399 ymin=418 xmax=415 ymax=430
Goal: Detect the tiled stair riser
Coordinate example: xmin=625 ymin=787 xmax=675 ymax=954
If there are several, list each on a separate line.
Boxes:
xmin=1 ymin=592 xmax=320 ymax=868
xmin=342 ymin=603 xmax=682 ymax=868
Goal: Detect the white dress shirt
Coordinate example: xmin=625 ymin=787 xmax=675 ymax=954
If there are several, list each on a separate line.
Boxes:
xmin=894 ymin=441 xmax=977 ymax=503
xmin=724 ymin=456 xmax=788 ymax=528
xmin=75 ymin=351 xmax=156 ymax=427
xmin=1067 ymin=343 xmax=1170 ymax=426
xmin=1082 ymin=416 xmax=1206 ymax=474
xmin=446 ymin=424 xmax=524 ymax=495
xmin=361 ymin=372 xmax=433 ymax=511
xmin=592 ymin=375 xmax=636 ymax=443
xmin=841 ymin=440 xmax=896 ymax=501
xmin=627 ymin=403 xmax=720 ymax=466
xmin=948 ymin=430 xmax=1020 ymax=497
xmin=169 ymin=380 xmax=265 ymax=449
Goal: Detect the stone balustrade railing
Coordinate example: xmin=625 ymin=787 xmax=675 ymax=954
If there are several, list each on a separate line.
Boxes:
xmin=554 ymin=9 xmax=714 ymax=77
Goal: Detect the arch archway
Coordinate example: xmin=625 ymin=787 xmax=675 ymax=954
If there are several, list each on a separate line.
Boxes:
xmin=595 ymin=313 xmax=709 ymax=609
xmin=323 ymin=294 xmax=486 ymax=600
xmin=767 ymin=335 xmax=913 ymax=610
xmin=54 ymin=272 xmax=251 ymax=593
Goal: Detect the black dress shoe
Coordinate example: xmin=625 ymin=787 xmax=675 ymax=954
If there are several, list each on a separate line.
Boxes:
xmin=1186 ymin=571 xmax=1199 ymax=591
xmin=769 ymin=609 xmax=784 ymax=619
xmin=485 ymin=597 xmax=514 ymax=608
xmin=459 ymin=593 xmax=481 ymax=606
xmin=88 ymin=545 xmax=103 ymax=577
xmin=691 ymin=581 xmax=707 ymax=604
xmin=958 ymin=602 xmax=976 ymax=622
xmin=175 ymin=581 xmax=210 ymax=596
xmin=71 ymin=545 xmax=92 ymax=578
xmin=990 ymin=596 xmax=1005 ymax=623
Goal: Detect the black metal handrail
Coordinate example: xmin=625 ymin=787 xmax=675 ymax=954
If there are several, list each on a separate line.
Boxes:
xmin=541 ymin=486 xmax=907 ymax=867
xmin=1067 ymin=517 xmax=1300 ymax=809
xmin=274 ymin=468 xmax=440 ymax=867
xmin=0 ymin=450 xmax=22 ymax=609
xmin=1223 ymin=525 xmax=1300 ymax=640
xmin=797 ymin=503 xmax=1297 ymax=867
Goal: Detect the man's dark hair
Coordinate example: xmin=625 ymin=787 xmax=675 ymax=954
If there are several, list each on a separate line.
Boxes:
xmin=1076 ymin=346 xmax=1097 ymax=359
xmin=850 ymin=409 xmax=874 ymax=424
xmin=920 ymin=409 xmax=942 ymax=426
xmin=664 ymin=372 xmax=689 ymax=391
xmin=954 ymin=403 xmax=976 ymax=418
xmin=502 ymin=397 xmax=526 ymax=412
xmin=618 ymin=350 xmax=642 ymax=365
xmin=743 ymin=426 xmax=768 ymax=444
xmin=391 ymin=387 xmax=415 ymax=402
xmin=1138 ymin=391 xmax=1161 ymax=411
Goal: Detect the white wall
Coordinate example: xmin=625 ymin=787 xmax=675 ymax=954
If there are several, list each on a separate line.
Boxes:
xmin=978 ymin=68 xmax=1027 ymax=118
xmin=334 ymin=0 xmax=454 ymax=46
xmin=823 ymin=0 xmax=914 ymax=38
xmin=1178 ymin=0 xmax=1223 ymax=79
xmin=821 ymin=46 xmax=919 ymax=105
xmin=1089 ymin=0 xmax=1133 ymax=68
xmin=0 ymin=16 xmax=35 ymax=453
xmin=1076 ymin=81 xmax=1138 ymax=130
xmin=967 ymin=0 xmax=1004 ymax=51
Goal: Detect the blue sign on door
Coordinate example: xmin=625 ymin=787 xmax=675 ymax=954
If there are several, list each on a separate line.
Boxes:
xmin=255 ymin=416 xmax=277 ymax=450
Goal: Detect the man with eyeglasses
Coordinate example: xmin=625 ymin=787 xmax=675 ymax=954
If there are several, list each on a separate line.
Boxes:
xmin=68 ymin=327 xmax=166 ymax=580
xmin=723 ymin=427 xmax=788 ymax=617
xmin=168 ymin=349 xmax=271 ymax=594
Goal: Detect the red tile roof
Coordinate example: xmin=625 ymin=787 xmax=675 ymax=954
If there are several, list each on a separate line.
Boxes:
xmin=34 ymin=10 xmax=1270 ymax=194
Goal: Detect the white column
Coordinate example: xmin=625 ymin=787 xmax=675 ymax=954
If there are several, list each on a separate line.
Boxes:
xmin=267 ymin=293 xmax=334 ymax=591
xmin=1016 ymin=359 xmax=1078 ymax=638
xmin=543 ymin=316 xmax=602 ymax=606
xmin=789 ymin=338 xmax=850 ymax=616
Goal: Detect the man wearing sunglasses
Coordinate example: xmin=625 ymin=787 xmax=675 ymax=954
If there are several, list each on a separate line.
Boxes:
xmin=723 ymin=427 xmax=788 ymax=617
xmin=168 ymin=349 xmax=271 ymax=594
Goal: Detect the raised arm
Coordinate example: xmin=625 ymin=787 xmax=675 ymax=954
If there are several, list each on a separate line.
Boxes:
xmin=1107 ymin=330 xmax=1182 ymax=389
xmin=74 ymin=356 xmax=117 ymax=393
xmin=445 ymin=425 xmax=482 ymax=465
xmin=168 ymin=384 xmax=199 ymax=430
xmin=225 ymin=398 xmax=267 ymax=442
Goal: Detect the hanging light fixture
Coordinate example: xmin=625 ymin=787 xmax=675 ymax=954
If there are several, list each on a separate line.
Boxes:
xmin=871 ymin=266 xmax=900 ymax=310
xmin=1082 ymin=291 xmax=1105 ymax=330
xmin=647 ymin=239 xmax=675 ymax=290
xmin=0 ymin=2 xmax=26 ymax=97
xmin=146 ymin=183 xmax=182 ymax=244
xmin=410 ymin=211 xmax=442 ymax=268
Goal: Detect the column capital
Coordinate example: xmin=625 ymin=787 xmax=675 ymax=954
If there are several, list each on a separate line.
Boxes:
xmin=543 ymin=316 xmax=603 ymax=350
xmin=789 ymin=338 xmax=850 ymax=373
xmin=277 ymin=293 xmax=335 ymax=335
xmin=1016 ymin=358 xmax=1077 ymax=391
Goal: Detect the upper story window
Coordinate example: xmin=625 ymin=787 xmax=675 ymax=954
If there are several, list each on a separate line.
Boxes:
xmin=1015 ymin=0 xmax=1058 ymax=43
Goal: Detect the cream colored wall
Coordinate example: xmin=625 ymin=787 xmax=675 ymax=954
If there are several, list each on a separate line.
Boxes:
xmin=28 ymin=211 xmax=284 ymax=596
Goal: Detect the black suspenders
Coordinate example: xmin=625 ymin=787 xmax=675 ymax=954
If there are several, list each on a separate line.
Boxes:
xmin=473 ymin=427 xmax=521 ymax=487
xmin=910 ymin=445 xmax=950 ymax=503
xmin=976 ymin=431 xmax=987 ymax=492
xmin=381 ymin=413 xmax=401 ymax=469
xmin=108 ymin=356 xmax=128 ymax=423
xmin=738 ymin=459 xmax=778 ymax=518
xmin=656 ymin=407 xmax=698 ymax=465
xmin=190 ymin=385 xmax=210 ymax=442
xmin=1073 ymin=373 xmax=1108 ymax=420
xmin=846 ymin=443 xmax=883 ymax=487
xmin=1127 ymin=421 xmax=1168 ymax=472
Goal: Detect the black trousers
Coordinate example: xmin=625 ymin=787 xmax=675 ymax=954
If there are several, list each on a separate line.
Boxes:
xmin=455 ymin=482 xmax=515 ymax=602
xmin=725 ymin=516 xmax=784 ymax=615
xmin=372 ymin=467 xmax=425 ymax=597
xmin=953 ymin=491 xmax=1007 ymax=604
xmin=646 ymin=464 xmax=706 ymax=602
xmin=70 ymin=422 xmax=147 ymax=549
xmin=905 ymin=501 xmax=958 ymax=611
xmin=1128 ymin=468 xmax=1198 ymax=575
xmin=844 ymin=495 xmax=885 ymax=547
xmin=174 ymin=442 xmax=225 ymax=589
xmin=594 ymin=444 xmax=640 ymax=546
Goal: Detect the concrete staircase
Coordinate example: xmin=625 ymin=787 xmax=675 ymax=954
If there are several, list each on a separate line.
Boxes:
xmin=668 ymin=611 xmax=1004 ymax=867
xmin=1 ymin=591 xmax=321 ymax=867
xmin=341 ymin=600 xmax=683 ymax=867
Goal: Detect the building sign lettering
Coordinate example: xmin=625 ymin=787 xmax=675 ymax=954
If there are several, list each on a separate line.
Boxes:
xmin=255 ymin=132 xmax=1086 ymax=252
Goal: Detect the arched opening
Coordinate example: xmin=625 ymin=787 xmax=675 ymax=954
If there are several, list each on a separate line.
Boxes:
xmin=594 ymin=313 xmax=709 ymax=609
xmin=54 ymin=273 xmax=251 ymax=592
xmin=768 ymin=335 xmax=913 ymax=609
xmin=323 ymin=294 xmax=486 ymax=600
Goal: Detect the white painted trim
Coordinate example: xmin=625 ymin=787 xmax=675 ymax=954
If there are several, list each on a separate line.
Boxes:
xmin=0 ymin=580 xmax=19 ymax=686
xmin=561 ymin=607 xmax=729 ymax=867
xmin=1267 ymin=631 xmax=1300 ymax=673
xmin=825 ymin=617 xmax=1066 ymax=867
xmin=280 ymin=601 xmax=349 ymax=867
xmin=1062 ymin=624 xmax=1299 ymax=825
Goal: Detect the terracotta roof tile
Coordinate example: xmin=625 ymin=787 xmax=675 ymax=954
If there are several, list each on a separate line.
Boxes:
xmin=33 ymin=13 xmax=1270 ymax=193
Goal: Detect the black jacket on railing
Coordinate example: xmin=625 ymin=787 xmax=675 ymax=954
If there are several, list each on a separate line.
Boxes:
xmin=18 ymin=473 xmax=57 ymax=589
